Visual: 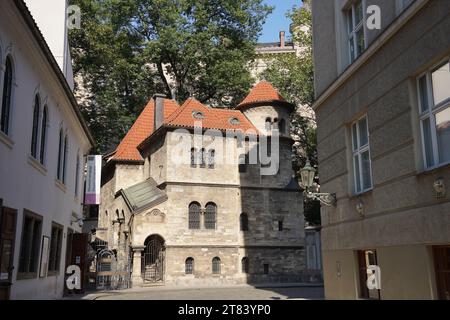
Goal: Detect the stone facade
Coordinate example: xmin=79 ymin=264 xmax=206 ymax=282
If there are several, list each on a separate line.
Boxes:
xmin=98 ymin=91 xmax=306 ymax=286
xmin=312 ymin=0 xmax=450 ymax=299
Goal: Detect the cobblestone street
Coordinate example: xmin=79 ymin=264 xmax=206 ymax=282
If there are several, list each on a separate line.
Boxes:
xmin=67 ymin=285 xmax=324 ymax=300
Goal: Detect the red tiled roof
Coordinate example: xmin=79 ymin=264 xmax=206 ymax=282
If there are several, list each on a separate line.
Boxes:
xmin=164 ymin=98 xmax=257 ymax=132
xmin=111 ymin=99 xmax=179 ymax=162
xmin=111 ymin=82 xmax=288 ymax=162
xmin=237 ymin=81 xmax=288 ymax=108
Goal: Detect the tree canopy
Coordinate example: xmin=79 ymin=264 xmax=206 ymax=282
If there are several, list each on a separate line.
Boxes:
xmin=69 ymin=0 xmax=272 ymax=152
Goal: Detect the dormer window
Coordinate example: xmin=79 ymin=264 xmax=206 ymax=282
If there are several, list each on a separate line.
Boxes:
xmin=229 ymin=117 xmax=240 ymax=125
xmin=192 ymin=111 xmax=204 ymax=120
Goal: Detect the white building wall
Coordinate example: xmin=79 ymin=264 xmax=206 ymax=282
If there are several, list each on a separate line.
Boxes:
xmin=0 ymin=1 xmax=91 ymax=299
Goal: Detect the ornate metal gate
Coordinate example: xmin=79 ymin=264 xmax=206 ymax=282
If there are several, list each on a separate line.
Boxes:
xmin=142 ymin=235 xmax=165 ymax=283
xmin=96 ymin=249 xmax=130 ymax=290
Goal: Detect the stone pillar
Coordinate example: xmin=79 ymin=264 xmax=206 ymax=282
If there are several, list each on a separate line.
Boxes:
xmin=131 ymin=245 xmax=145 ymax=287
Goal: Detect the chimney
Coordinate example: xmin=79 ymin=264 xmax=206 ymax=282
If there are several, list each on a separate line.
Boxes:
xmin=279 ymin=31 xmax=285 ymax=47
xmin=153 ymin=94 xmax=166 ymax=131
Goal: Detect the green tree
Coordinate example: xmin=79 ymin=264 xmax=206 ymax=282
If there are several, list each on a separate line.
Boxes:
xmin=261 ymin=0 xmax=320 ymax=226
xmin=69 ymin=0 xmax=272 ymax=152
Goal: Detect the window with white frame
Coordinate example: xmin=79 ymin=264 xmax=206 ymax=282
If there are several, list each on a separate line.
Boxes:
xmin=351 ymin=115 xmax=373 ymax=193
xmin=417 ymin=60 xmax=450 ymax=169
xmin=346 ymin=0 xmax=366 ymax=62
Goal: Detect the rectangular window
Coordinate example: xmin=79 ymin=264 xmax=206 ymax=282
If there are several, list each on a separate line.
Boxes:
xmin=18 ymin=210 xmax=42 ymax=278
xmin=48 ymin=223 xmax=63 ymax=273
xmin=417 ymin=60 xmax=450 ymax=169
xmin=351 ymin=115 xmax=373 ymax=194
xmin=278 ymin=220 xmax=283 ymax=231
xmin=346 ymin=0 xmax=366 ymax=62
xmin=263 ymin=264 xmax=269 ymax=275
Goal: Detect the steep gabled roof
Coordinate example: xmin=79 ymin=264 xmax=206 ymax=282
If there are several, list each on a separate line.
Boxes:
xmin=237 ymin=81 xmax=293 ymax=109
xmin=110 ymin=99 xmax=180 ymax=162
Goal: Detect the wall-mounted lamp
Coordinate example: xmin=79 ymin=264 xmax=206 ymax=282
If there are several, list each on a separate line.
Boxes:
xmin=433 ymin=177 xmax=446 ymax=199
xmin=300 ymin=160 xmax=337 ymax=207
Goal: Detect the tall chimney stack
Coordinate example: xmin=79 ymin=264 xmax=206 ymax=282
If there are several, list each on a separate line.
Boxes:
xmin=279 ymin=31 xmax=286 ymax=47
xmin=153 ymin=94 xmax=166 ymax=131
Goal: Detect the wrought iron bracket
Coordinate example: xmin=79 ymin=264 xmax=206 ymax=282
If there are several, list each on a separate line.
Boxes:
xmin=305 ymin=192 xmax=337 ymax=207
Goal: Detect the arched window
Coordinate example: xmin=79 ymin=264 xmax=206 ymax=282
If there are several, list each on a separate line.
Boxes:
xmin=62 ymin=135 xmax=68 ymax=183
xmin=200 ymin=148 xmax=206 ymax=168
xmin=185 ymin=257 xmax=194 ymax=274
xmin=212 ymin=257 xmax=221 ymax=274
xmin=188 ymin=202 xmax=201 ymax=229
xmin=279 ymin=119 xmax=286 ymax=133
xmin=75 ymin=153 xmax=80 ymax=197
xmin=265 ymin=117 xmax=272 ymax=131
xmin=240 ymin=213 xmax=249 ymax=231
xmin=208 ymin=149 xmax=215 ymax=169
xmin=204 ymin=202 xmax=217 ymax=229
xmin=57 ymin=128 xmax=64 ymax=180
xmin=273 ymin=118 xmax=279 ymax=130
xmin=31 ymin=95 xmax=40 ymax=158
xmin=190 ymin=148 xmax=196 ymax=167
xmin=39 ymin=106 xmax=48 ymax=164
xmin=241 ymin=257 xmax=249 ymax=274
xmin=1 ymin=56 xmax=13 ymax=135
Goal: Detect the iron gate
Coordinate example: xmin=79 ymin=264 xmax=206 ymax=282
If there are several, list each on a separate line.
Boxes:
xmin=142 ymin=235 xmax=165 ymax=283
xmin=96 ymin=249 xmax=130 ymax=290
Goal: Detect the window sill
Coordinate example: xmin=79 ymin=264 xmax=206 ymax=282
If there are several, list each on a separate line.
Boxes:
xmin=55 ymin=179 xmax=67 ymax=193
xmin=28 ymin=156 xmax=47 ymax=176
xmin=47 ymin=271 xmax=60 ymax=277
xmin=349 ymin=188 xmax=374 ymax=200
xmin=0 ymin=131 xmax=14 ymax=149
xmin=417 ymin=162 xmax=450 ymax=177
xmin=16 ymin=272 xmax=38 ymax=280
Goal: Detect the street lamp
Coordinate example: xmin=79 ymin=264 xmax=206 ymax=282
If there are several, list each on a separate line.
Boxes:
xmin=300 ymin=160 xmax=337 ymax=207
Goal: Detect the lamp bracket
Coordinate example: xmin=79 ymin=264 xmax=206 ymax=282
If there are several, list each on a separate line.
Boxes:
xmin=306 ymin=192 xmax=337 ymax=207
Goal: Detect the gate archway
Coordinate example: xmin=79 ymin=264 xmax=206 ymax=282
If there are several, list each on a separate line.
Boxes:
xmin=142 ymin=235 xmax=165 ymax=283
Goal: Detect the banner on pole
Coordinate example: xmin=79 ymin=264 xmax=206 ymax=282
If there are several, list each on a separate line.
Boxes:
xmin=85 ymin=155 xmax=102 ymax=205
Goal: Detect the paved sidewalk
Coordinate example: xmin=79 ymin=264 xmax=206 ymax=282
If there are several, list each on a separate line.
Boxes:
xmin=63 ymin=283 xmax=324 ymax=300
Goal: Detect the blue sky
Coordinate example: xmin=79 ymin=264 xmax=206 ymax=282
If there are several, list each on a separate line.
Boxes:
xmin=259 ymin=0 xmax=303 ymax=43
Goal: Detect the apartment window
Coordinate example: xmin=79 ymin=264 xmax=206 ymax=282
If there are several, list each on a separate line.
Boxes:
xmin=417 ymin=60 xmax=450 ymax=169
xmin=346 ymin=0 xmax=366 ymax=62
xmin=1 ymin=56 xmax=13 ymax=135
xmin=62 ymin=135 xmax=68 ymax=183
xmin=204 ymin=202 xmax=217 ymax=230
xmin=48 ymin=223 xmax=63 ymax=273
xmin=208 ymin=149 xmax=215 ymax=169
xmin=185 ymin=257 xmax=194 ymax=275
xmin=241 ymin=257 xmax=249 ymax=274
xmin=30 ymin=95 xmax=40 ymax=158
xmin=240 ymin=213 xmax=249 ymax=231
xmin=18 ymin=211 xmax=42 ymax=278
xmin=39 ymin=106 xmax=48 ymax=165
xmin=188 ymin=202 xmax=201 ymax=230
xmin=212 ymin=257 xmax=221 ymax=274
xmin=351 ymin=115 xmax=373 ymax=193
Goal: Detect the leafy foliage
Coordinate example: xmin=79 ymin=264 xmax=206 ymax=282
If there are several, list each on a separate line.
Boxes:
xmin=260 ymin=0 xmax=321 ymax=226
xmin=69 ymin=0 xmax=271 ymax=152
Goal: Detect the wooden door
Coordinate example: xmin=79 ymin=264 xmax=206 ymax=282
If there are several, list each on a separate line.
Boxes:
xmin=433 ymin=246 xmax=450 ymax=300
xmin=70 ymin=233 xmax=88 ymax=293
xmin=0 ymin=203 xmax=17 ymax=300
